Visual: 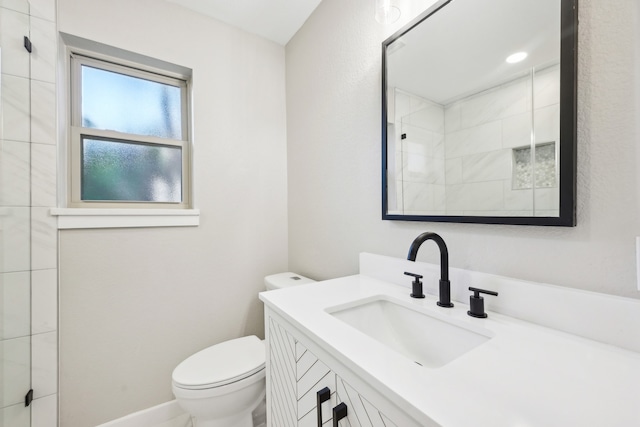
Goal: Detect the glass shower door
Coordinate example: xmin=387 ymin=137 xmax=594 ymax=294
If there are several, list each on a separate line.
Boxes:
xmin=0 ymin=0 xmax=32 ymax=425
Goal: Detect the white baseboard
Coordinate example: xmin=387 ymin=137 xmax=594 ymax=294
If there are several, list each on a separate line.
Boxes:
xmin=97 ymin=400 xmax=190 ymax=427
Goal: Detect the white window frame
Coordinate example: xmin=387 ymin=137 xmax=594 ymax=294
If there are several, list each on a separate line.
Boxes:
xmin=69 ymin=53 xmax=191 ymax=209
xmin=52 ymin=34 xmax=199 ymax=229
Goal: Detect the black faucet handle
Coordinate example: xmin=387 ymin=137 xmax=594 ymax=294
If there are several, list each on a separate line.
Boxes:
xmin=404 ymin=272 xmax=425 ymax=299
xmin=467 ymin=287 xmax=499 ymax=318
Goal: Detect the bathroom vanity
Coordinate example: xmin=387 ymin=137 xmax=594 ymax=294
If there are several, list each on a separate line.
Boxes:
xmin=260 ymin=253 xmax=640 ymax=426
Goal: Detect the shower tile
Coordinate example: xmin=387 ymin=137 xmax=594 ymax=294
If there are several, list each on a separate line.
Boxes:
xmin=445 ymin=121 xmax=501 ymax=159
xmin=0 ymin=206 xmax=30 ymax=273
xmin=403 ymin=181 xmax=436 ymax=212
xmin=31 ymin=143 xmax=57 ymax=207
xmin=502 ymin=112 xmax=532 ymax=149
xmin=534 ymin=187 xmax=560 ymax=211
xmin=446 ymin=181 xmax=504 ymax=211
xmin=32 ymin=269 xmax=57 ymax=334
xmin=460 ymin=78 xmax=529 ymax=129
xmin=31 ymin=394 xmax=57 ymax=427
xmin=534 ymin=104 xmax=560 ymax=144
xmin=444 ymin=102 xmax=462 ymax=133
xmin=534 ymin=65 xmax=560 ymax=110
xmin=504 ymin=182 xmax=534 ymax=211
xmin=0 ymin=8 xmax=30 ymax=78
xmin=31 ymin=80 xmax=56 ymax=145
xmin=445 ymin=157 xmax=462 ymax=185
xmin=0 ymin=336 xmax=31 ymax=407
xmin=0 ymin=402 xmax=30 ymax=426
xmin=461 ymin=150 xmax=511 ymax=183
xmin=402 ymin=152 xmax=444 ymax=185
xmin=0 ymin=0 xmax=30 ymax=14
xmin=0 ymin=140 xmax=30 ymax=207
xmin=31 ymin=207 xmax=57 ymax=270
xmin=29 ymin=16 xmax=56 ymax=83
xmin=26 ymin=0 xmax=56 ymax=22
xmin=32 ymin=330 xmax=57 ymax=398
xmin=0 ymin=271 xmax=30 ymax=340
xmin=1 ymin=74 xmax=30 ymax=142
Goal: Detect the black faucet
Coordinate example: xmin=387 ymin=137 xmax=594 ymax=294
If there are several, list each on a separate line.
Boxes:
xmin=407 ymin=232 xmax=454 ymax=308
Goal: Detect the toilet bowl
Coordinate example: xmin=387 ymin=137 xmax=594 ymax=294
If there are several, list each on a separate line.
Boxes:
xmin=172 ymin=273 xmax=315 ymax=427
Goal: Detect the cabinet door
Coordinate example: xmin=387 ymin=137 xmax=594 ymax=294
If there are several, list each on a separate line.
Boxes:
xmin=296 ymin=340 xmax=336 ymax=427
xmin=334 ymin=376 xmax=398 ymax=427
xmin=267 ymin=314 xmax=401 ymax=427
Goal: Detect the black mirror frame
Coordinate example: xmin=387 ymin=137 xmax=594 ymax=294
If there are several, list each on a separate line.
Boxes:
xmin=381 ymin=0 xmax=578 ymax=226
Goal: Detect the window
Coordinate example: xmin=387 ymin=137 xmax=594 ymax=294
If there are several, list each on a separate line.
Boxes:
xmin=69 ymin=53 xmax=191 ymax=208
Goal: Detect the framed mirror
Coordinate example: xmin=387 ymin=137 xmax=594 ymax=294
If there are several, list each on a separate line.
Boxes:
xmin=382 ymin=0 xmax=577 ymax=226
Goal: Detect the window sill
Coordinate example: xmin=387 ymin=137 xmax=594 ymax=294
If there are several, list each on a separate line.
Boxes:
xmin=50 ymin=208 xmax=200 ymax=229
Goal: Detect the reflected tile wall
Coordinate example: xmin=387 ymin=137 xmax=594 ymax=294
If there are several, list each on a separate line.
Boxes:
xmin=443 ymin=65 xmax=560 ymax=216
xmin=395 ymin=89 xmax=446 ymax=214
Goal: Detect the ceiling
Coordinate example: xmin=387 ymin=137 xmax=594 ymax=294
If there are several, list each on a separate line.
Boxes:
xmin=387 ymin=0 xmax=560 ymax=105
xmin=164 ymin=0 xmax=323 ymax=46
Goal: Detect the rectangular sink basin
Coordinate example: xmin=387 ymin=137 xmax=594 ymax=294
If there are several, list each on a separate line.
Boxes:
xmin=327 ymin=296 xmax=493 ymax=368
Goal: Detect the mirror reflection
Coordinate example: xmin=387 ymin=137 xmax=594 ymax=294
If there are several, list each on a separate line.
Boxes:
xmin=383 ymin=0 xmax=575 ymax=224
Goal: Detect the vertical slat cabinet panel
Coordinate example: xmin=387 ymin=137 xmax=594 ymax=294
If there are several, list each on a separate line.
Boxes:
xmin=295 ymin=339 xmax=336 ymax=426
xmin=268 ymin=317 xmax=297 ymax=427
xmin=335 ymin=376 xmax=398 ymax=427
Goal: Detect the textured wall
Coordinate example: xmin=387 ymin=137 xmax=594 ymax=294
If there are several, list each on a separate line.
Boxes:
xmin=57 ymin=0 xmax=288 ymax=425
xmin=287 ymin=0 xmax=640 ymax=299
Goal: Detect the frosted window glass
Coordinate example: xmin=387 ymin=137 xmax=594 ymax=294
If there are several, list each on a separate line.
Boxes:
xmin=81 ymin=65 xmax=183 ymax=140
xmin=82 ymin=138 xmax=182 ymax=202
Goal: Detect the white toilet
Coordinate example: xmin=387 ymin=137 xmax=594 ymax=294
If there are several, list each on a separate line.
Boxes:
xmin=172 ymin=273 xmax=315 ymax=427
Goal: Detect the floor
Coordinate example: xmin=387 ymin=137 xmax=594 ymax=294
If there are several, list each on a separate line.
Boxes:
xmin=154 ymin=413 xmax=192 ymax=427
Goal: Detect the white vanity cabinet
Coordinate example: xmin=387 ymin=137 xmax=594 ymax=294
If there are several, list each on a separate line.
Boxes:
xmin=266 ymin=310 xmax=419 ymax=427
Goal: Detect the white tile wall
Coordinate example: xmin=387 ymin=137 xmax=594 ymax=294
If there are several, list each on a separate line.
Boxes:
xmin=29 ymin=17 xmax=56 ymax=83
xmin=502 ymin=112 xmax=532 ymax=149
xmin=25 ymin=0 xmax=56 ymax=22
xmin=0 ymin=271 xmax=30 ymax=339
xmin=0 ymin=140 xmax=30 ymax=206
xmin=394 ymin=89 xmax=446 ymax=214
xmin=31 ymin=269 xmax=57 ymax=334
xmin=1 ymin=74 xmax=31 ymax=142
xmin=444 ymin=121 xmax=502 ymax=159
xmin=32 ymin=331 xmax=57 ymax=399
xmin=0 ymin=402 xmax=30 ymax=427
xmin=31 ymin=207 xmax=57 ymax=271
xmin=461 ymin=150 xmax=512 ymax=183
xmin=31 ymin=394 xmax=57 ymax=427
xmin=30 ymin=81 xmax=57 ymax=145
xmin=0 ymin=336 xmax=30 ymax=407
xmin=0 ymin=7 xmax=30 ymax=77
xmin=31 ymin=143 xmax=57 ymax=207
xmin=0 ymin=206 xmax=30 ymax=272
xmin=441 ymin=66 xmax=560 ymax=216
xmin=1 ymin=1 xmax=58 ymax=425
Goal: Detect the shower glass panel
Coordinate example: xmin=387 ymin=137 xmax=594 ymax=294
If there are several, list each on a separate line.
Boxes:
xmin=0 ymin=0 xmax=32 ymax=426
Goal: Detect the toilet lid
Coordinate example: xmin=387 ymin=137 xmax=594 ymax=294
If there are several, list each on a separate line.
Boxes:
xmin=172 ymin=335 xmax=265 ymax=389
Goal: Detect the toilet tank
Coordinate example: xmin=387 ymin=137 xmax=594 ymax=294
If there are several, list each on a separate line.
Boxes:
xmin=264 ymin=272 xmax=316 ymax=291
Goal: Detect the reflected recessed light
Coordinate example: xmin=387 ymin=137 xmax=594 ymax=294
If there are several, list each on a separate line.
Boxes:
xmin=506 ymin=52 xmax=528 ymax=64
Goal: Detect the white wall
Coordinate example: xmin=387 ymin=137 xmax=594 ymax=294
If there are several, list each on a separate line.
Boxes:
xmin=57 ymin=0 xmax=288 ymax=425
xmin=287 ymin=0 xmax=640 ymax=300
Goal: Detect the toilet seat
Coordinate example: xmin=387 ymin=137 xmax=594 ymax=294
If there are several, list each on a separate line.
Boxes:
xmin=172 ymin=335 xmax=265 ymax=390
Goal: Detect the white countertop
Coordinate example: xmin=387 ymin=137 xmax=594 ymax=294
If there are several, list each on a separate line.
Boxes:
xmin=260 ymin=274 xmax=640 ymax=427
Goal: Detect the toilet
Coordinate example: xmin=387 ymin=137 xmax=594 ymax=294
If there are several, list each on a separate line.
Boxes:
xmin=172 ymin=273 xmax=315 ymax=427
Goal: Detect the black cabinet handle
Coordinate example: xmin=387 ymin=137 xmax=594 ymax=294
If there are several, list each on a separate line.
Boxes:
xmin=332 ymin=402 xmax=348 ymax=426
xmin=317 ymin=387 xmax=331 ymax=427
